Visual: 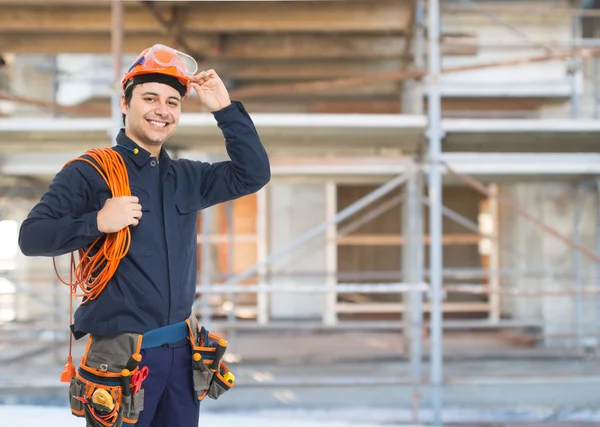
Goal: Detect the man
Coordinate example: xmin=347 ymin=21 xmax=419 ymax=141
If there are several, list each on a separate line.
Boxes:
xmin=19 ymin=44 xmax=270 ymax=426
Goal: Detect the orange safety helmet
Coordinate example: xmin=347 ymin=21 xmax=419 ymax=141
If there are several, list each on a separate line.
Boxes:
xmin=121 ymin=44 xmax=198 ymax=98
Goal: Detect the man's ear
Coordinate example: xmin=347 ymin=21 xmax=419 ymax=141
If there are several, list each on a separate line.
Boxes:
xmin=120 ymin=95 xmax=128 ymax=115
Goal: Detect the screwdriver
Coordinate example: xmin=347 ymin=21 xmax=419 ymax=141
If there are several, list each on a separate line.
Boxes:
xmin=125 ymin=353 xmax=142 ymax=372
xmin=121 ymin=369 xmax=131 ymax=397
xmin=193 ymin=352 xmax=208 ymax=373
xmin=210 ymin=339 xmax=227 ymax=371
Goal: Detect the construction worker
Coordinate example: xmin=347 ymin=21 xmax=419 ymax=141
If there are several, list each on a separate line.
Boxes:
xmin=18 ymin=44 xmax=270 ymax=426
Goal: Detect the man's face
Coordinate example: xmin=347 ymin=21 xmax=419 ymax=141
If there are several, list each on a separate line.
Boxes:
xmin=120 ymin=82 xmax=182 ymax=149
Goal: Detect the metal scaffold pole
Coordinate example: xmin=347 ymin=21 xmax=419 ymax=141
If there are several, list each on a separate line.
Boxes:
xmin=402 ymin=162 xmax=424 ymax=423
xmin=110 ymin=0 xmax=123 ymax=144
xmin=427 ymin=0 xmax=444 ymax=423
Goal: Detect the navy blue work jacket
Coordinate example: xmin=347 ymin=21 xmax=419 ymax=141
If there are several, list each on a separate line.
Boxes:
xmin=19 ymin=101 xmax=270 ymax=337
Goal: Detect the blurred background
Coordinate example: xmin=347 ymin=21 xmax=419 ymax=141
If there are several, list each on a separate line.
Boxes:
xmin=1 ymin=0 xmax=600 ymax=426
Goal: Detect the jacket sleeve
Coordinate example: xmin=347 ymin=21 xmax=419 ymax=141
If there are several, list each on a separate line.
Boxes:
xmin=19 ymin=162 xmax=104 ymax=257
xmin=190 ymin=101 xmax=271 ymax=208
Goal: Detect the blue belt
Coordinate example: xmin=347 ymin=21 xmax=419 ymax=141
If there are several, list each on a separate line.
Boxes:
xmin=141 ymin=320 xmax=189 ymax=349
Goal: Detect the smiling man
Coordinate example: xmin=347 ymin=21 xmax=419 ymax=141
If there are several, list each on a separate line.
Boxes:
xmin=19 ymin=45 xmax=270 ymax=427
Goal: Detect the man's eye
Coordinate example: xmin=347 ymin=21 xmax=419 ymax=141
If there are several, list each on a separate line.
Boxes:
xmin=169 ymin=102 xmax=178 ymax=107
xmin=144 ymin=97 xmax=154 ymax=102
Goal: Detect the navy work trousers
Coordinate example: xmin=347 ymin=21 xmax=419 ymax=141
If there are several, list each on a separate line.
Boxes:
xmin=134 ymin=339 xmax=200 ymax=427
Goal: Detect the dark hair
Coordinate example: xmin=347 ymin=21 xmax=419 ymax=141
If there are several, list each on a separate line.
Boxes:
xmin=122 ymin=85 xmax=135 ymax=126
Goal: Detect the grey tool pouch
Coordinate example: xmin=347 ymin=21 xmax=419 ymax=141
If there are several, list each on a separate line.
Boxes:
xmin=186 ymin=315 xmax=234 ymax=401
xmin=69 ymin=333 xmax=146 ymax=427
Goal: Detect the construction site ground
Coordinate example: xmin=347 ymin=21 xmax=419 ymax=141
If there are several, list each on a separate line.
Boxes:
xmin=1 ymin=327 xmax=599 ymax=426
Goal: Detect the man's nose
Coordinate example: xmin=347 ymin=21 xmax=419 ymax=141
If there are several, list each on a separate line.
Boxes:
xmin=154 ymin=102 xmax=168 ymax=116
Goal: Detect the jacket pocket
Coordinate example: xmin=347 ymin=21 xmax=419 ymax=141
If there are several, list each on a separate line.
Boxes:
xmin=175 ymin=197 xmax=199 ymax=255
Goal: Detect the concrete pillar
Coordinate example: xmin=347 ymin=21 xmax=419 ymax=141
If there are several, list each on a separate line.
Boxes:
xmin=268 ymin=182 xmax=328 ymax=320
xmin=499 ymin=182 xmax=597 ymax=347
xmin=0 ymin=54 xmax=14 ymax=116
xmin=10 ymin=55 xmax=56 ymax=117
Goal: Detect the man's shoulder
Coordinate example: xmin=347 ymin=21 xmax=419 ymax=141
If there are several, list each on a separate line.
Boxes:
xmin=56 ymin=151 xmax=113 ymax=187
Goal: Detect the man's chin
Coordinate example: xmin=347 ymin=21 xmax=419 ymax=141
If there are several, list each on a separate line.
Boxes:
xmin=145 ymin=131 xmax=171 ymax=146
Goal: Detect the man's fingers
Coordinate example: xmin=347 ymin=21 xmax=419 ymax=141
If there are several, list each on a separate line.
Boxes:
xmin=131 ymin=203 xmax=142 ymax=211
xmin=195 ymin=69 xmax=216 ymax=81
xmin=132 ymin=211 xmax=143 ymax=220
xmin=130 ymin=218 xmax=140 ymax=227
xmin=127 ymin=196 xmax=139 ymax=203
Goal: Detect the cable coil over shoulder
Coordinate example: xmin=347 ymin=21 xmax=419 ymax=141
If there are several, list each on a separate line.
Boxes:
xmin=54 ymin=147 xmax=132 ymax=302
xmin=55 ymin=148 xmax=132 ymax=383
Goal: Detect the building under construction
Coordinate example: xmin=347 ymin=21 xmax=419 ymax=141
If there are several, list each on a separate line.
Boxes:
xmin=0 ymin=1 xmax=600 ymax=425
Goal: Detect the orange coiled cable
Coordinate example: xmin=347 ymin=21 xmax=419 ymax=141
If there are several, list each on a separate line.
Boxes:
xmin=54 ymin=148 xmax=132 ymax=383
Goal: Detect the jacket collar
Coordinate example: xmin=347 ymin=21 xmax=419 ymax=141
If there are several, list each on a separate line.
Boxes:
xmin=115 ymin=129 xmax=172 ymax=167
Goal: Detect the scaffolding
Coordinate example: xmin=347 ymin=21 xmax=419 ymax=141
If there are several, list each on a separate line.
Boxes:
xmin=1 ymin=1 xmax=600 ymax=426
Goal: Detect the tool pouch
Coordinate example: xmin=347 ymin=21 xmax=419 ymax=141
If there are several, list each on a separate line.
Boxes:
xmin=69 ymin=333 xmax=146 ymax=427
xmin=186 ymin=316 xmax=234 ymax=401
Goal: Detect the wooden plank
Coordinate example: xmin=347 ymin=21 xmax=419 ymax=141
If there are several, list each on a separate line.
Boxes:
xmin=235 ymin=80 xmax=400 ymax=97
xmin=183 ymin=1 xmax=414 ymax=33
xmin=0 ymin=1 xmax=413 ymax=33
xmin=0 ymin=32 xmax=473 ymax=58
xmin=309 ymin=100 xmax=401 ymax=114
xmin=336 ymin=302 xmax=491 ymax=313
xmin=211 ymin=59 xmax=405 ymax=80
xmin=0 ymin=33 xmax=219 ymax=55
xmin=0 ymin=33 xmax=408 ymax=58
xmin=336 ymin=234 xmax=481 ymax=246
xmin=222 ymin=34 xmax=409 ymax=59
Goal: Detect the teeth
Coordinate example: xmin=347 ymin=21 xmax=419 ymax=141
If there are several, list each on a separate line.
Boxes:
xmin=149 ymin=120 xmax=167 ymax=128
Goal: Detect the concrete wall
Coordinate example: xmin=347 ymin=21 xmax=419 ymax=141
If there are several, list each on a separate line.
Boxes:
xmin=10 ymin=55 xmax=56 ymax=117
xmin=441 ymin=5 xmax=574 ymax=100
xmin=268 ymin=182 xmax=327 ymax=320
xmin=499 ymin=181 xmax=598 ymax=346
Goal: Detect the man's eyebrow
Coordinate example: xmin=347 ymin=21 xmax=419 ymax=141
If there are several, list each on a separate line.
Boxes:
xmin=140 ymin=91 xmax=181 ymax=102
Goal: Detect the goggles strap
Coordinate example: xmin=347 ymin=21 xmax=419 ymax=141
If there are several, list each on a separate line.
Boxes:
xmin=127 ymin=56 xmax=145 ymax=73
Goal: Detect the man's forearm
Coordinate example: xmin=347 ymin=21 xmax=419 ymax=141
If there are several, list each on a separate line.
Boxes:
xmin=214 ymin=101 xmax=271 ymax=192
xmin=19 ymin=211 xmax=103 ymax=257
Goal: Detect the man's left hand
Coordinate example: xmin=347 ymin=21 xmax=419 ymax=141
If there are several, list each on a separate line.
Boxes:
xmin=190 ymin=69 xmax=232 ymax=112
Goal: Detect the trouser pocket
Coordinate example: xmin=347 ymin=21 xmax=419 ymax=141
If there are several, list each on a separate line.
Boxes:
xmin=186 ymin=315 xmax=235 ymax=401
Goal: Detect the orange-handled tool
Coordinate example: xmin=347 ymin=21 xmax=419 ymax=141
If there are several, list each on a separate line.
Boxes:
xmin=210 ymin=339 xmax=227 ymax=371
xmin=121 ymin=369 xmax=131 ymax=397
xmin=193 ymin=352 xmax=208 ymax=373
xmin=125 ymin=353 xmax=142 ymax=372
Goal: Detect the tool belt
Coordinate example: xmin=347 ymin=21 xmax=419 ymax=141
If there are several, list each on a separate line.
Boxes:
xmin=69 ymin=315 xmax=233 ymax=427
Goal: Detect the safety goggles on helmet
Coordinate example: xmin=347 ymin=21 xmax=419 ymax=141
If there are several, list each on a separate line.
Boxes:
xmin=121 ymin=44 xmax=198 ymax=97
xmin=127 ymin=44 xmax=198 ymax=76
